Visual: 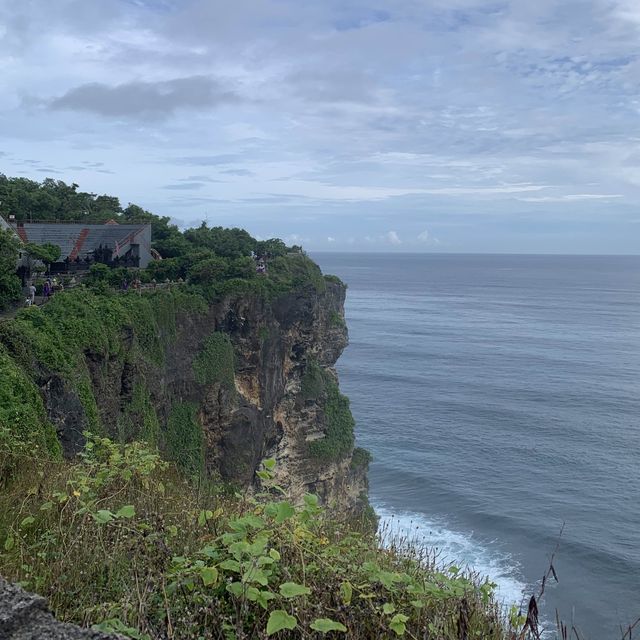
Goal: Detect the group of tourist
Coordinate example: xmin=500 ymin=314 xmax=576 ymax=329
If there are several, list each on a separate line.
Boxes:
xmin=25 ymin=276 xmax=74 ymax=307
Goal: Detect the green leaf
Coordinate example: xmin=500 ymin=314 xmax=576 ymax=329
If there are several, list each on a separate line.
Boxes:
xmin=266 ymin=610 xmax=297 ymax=635
xmin=263 ymin=458 xmax=276 ymax=470
xmin=389 ymin=614 xmax=409 ymax=637
xmin=257 ymin=470 xmax=271 ymax=480
xmin=4 ymin=535 xmax=15 ymax=551
xmin=20 ymin=516 xmax=35 ymax=528
xmin=303 ymin=493 xmax=319 ymax=507
xmin=247 ymin=587 xmax=276 ymax=610
xmin=226 ymin=582 xmax=244 ymax=597
xmin=243 ymin=568 xmax=269 ymax=586
xmin=339 ymin=581 xmax=352 ymax=605
xmin=382 ymin=603 xmax=396 ymax=615
xmin=274 ymin=501 xmax=295 ymax=524
xmin=310 ymin=618 xmax=347 ymax=633
xmin=279 ymin=582 xmax=311 ymax=598
xmin=200 ymin=566 xmax=218 ymax=586
xmin=39 ymin=502 xmax=53 ymax=511
xmin=116 ymin=505 xmax=135 ymax=519
xmin=92 ymin=509 xmax=115 ymax=524
xmin=269 ymin=549 xmax=281 ymax=561
xmin=219 ymin=559 xmax=241 ymax=573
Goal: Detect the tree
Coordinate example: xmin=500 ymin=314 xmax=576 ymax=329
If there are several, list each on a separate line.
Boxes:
xmin=0 ymin=228 xmax=21 ymax=310
xmin=24 ymin=243 xmax=61 ymax=274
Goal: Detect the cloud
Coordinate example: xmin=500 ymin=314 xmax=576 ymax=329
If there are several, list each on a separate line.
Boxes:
xmin=417 ymin=230 xmax=430 ymax=242
xmin=327 ymin=236 xmax=336 ymax=242
xmin=386 ymin=230 xmax=401 ymax=245
xmin=2 ymin=0 xmax=640 ymax=252
xmin=221 ymin=168 xmax=254 ymax=177
xmin=175 ymin=155 xmax=242 ymax=166
xmin=162 ymin=182 xmax=207 ymax=190
xmin=516 ymin=194 xmax=624 ymax=202
xmin=49 ymin=76 xmax=240 ymax=119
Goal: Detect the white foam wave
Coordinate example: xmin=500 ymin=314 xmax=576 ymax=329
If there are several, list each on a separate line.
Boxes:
xmin=373 ymin=502 xmax=529 ymax=609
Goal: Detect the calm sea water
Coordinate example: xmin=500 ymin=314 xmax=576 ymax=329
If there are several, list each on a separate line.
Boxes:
xmin=313 ymin=253 xmax=640 ymax=639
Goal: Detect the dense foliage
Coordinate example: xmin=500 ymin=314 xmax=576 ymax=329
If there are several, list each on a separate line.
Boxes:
xmin=0 ymin=287 xmax=207 ymax=460
xmin=0 ymin=228 xmax=21 ymax=310
xmin=0 ymin=435 xmax=511 ymax=639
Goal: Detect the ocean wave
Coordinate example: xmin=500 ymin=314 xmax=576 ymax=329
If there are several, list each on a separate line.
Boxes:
xmin=373 ymin=502 xmax=529 ymax=609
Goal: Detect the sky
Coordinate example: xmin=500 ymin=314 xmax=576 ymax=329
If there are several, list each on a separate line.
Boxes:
xmin=1 ymin=0 xmax=640 ymax=253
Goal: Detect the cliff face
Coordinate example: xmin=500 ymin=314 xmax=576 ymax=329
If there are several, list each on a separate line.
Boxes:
xmin=12 ymin=281 xmax=368 ymax=515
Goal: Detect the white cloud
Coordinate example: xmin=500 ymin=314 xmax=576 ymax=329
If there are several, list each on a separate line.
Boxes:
xmin=417 ymin=230 xmax=430 ymax=242
xmin=516 ymin=194 xmax=624 ymax=202
xmin=327 ymin=236 xmax=335 ymax=242
xmin=386 ymin=230 xmax=401 ymax=245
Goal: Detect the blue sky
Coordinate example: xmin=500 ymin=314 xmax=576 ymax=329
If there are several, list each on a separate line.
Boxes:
xmin=1 ymin=0 xmax=639 ymax=253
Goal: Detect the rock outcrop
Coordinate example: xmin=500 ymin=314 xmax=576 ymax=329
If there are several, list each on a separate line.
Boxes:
xmin=0 ymin=577 xmax=120 ymax=640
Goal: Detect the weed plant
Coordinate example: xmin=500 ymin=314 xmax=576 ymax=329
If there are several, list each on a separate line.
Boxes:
xmin=0 ymin=434 xmax=512 ymax=640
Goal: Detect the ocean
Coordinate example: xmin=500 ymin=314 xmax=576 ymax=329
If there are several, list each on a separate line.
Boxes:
xmin=312 ymin=253 xmax=640 ymax=639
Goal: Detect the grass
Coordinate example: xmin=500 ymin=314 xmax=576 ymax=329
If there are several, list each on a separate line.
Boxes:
xmin=0 ymin=434 xmax=512 ymax=640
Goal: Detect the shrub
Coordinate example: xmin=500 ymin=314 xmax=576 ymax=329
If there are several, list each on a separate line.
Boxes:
xmin=309 ymin=375 xmax=355 ymax=462
xmin=0 ymin=228 xmax=21 ymax=310
xmin=300 ymin=360 xmax=325 ymax=401
xmin=351 ymin=447 xmax=372 ymax=469
xmin=0 ymin=441 xmax=510 ymax=640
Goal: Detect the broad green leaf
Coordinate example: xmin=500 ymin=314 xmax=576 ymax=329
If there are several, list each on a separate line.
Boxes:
xmin=274 ymin=501 xmax=295 ymax=524
xmin=269 ymin=549 xmax=281 ymax=561
xmin=339 ymin=581 xmax=352 ymax=605
xmin=4 ymin=535 xmax=15 ymax=551
xmin=389 ymin=614 xmax=409 ymax=637
xmin=382 ymin=603 xmax=396 ymax=615
xmin=226 ymin=582 xmax=244 ymax=597
xmin=310 ymin=618 xmax=347 ymax=633
xmin=243 ymin=568 xmax=269 ymax=586
xmin=247 ymin=587 xmax=276 ymax=610
xmin=257 ymin=470 xmax=271 ymax=480
xmin=279 ymin=582 xmax=311 ymax=598
xmin=116 ymin=505 xmax=135 ymax=519
xmin=39 ymin=502 xmax=53 ymax=511
xmin=266 ymin=610 xmax=297 ymax=635
xmin=219 ymin=559 xmax=241 ymax=573
xmin=263 ymin=458 xmax=276 ymax=470
xmin=93 ymin=510 xmax=115 ymax=524
xmin=248 ymin=536 xmax=268 ymax=557
xmin=200 ymin=566 xmax=218 ymax=586
xmin=20 ymin=516 xmax=35 ymax=528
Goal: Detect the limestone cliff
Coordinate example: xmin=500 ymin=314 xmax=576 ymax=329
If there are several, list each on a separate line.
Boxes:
xmin=0 ymin=279 xmax=369 ymax=516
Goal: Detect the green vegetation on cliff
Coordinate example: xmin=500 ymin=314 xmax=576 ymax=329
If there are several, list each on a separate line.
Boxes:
xmin=0 ymin=228 xmax=21 ymax=310
xmin=0 ymin=287 xmax=206 ymax=450
xmin=301 ymin=361 xmax=356 ymax=463
xmin=193 ymin=332 xmax=236 ymax=389
xmin=0 ymin=434 xmax=510 ymax=639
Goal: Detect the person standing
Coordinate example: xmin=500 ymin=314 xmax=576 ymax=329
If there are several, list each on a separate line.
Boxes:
xmin=28 ymin=283 xmax=36 ymax=306
xmin=43 ymin=280 xmax=50 ymax=302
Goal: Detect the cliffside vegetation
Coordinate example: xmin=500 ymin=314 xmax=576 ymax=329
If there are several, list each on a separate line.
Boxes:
xmin=0 ymin=228 xmax=21 ymax=310
xmin=0 ymin=433 xmax=510 ymax=639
